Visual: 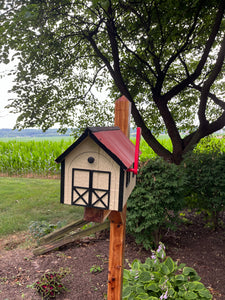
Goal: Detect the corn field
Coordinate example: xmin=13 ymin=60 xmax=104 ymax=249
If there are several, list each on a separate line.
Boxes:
xmin=0 ymin=135 xmax=224 ymax=176
xmin=0 ymin=139 xmax=73 ymax=176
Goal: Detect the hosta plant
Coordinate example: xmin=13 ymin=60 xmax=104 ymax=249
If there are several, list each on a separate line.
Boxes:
xmin=123 ymin=243 xmax=212 ymax=300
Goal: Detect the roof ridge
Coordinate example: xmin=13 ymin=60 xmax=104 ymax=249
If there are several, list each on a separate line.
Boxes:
xmin=87 ymin=126 xmax=120 ymax=132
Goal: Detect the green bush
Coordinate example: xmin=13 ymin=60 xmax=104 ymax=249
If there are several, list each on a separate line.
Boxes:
xmin=127 ymin=137 xmax=225 ymax=248
xmin=123 ymin=243 xmax=212 ymax=300
xmin=126 ymin=158 xmax=187 ymax=249
xmin=183 ymin=145 xmax=225 ymax=229
xmin=195 ymin=136 xmax=225 ymax=154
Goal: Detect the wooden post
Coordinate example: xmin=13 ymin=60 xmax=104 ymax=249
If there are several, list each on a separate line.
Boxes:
xmin=107 ymin=95 xmax=131 ymax=300
xmin=114 ymin=95 xmax=131 ymax=138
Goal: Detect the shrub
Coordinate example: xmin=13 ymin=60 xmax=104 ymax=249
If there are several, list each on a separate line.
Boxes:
xmin=123 ymin=243 xmax=212 ymax=300
xmin=183 ymin=142 xmax=225 ymax=229
xmin=126 ymin=158 xmax=187 ymax=249
xmin=127 ymin=136 xmax=225 ymax=248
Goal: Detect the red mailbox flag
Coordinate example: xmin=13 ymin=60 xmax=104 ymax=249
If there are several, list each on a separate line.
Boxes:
xmin=127 ymin=127 xmax=141 ymax=175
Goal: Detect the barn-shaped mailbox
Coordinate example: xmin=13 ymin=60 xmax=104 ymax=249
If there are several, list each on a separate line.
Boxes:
xmin=55 ymin=127 xmax=140 ymax=211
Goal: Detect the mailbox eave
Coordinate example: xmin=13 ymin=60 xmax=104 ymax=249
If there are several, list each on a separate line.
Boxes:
xmin=55 ymin=129 xmax=90 ymax=164
xmin=55 ymin=127 xmax=136 ymax=170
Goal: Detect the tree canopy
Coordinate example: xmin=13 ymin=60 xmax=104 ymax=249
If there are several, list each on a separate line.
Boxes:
xmin=1 ymin=0 xmax=225 ymax=163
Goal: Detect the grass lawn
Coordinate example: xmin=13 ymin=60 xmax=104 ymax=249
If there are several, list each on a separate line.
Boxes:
xmin=0 ymin=177 xmax=84 ymax=237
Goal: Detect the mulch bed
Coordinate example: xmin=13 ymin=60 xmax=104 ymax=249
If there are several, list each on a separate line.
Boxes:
xmin=0 ymin=213 xmax=224 ymax=299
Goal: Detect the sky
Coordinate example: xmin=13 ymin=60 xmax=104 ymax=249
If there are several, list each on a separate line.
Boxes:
xmin=0 ymin=63 xmax=18 ymax=129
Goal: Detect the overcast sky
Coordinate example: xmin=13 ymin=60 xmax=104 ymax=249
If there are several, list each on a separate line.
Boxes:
xmin=0 ymin=62 xmax=18 ymax=129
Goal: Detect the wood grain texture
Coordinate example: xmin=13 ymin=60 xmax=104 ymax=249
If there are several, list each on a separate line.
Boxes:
xmin=114 ymin=95 xmax=131 ymax=139
xmin=108 ymin=96 xmax=131 ymax=300
xmin=33 ymin=220 xmax=110 ymax=256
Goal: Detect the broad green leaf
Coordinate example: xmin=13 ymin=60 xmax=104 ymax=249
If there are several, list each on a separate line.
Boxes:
xmin=198 ymin=289 xmax=213 ymax=299
xmin=152 ymin=272 xmax=161 ymax=280
xmin=132 ymin=260 xmax=141 ymax=270
xmin=183 ymin=267 xmax=196 ymax=276
xmin=160 ymin=263 xmax=170 ymax=275
xmin=136 ymin=286 xmax=146 ymax=294
xmin=122 ymin=286 xmax=132 ymax=298
xmin=146 ymin=282 xmax=159 ymax=292
xmin=137 ymin=293 xmax=150 ymax=299
xmin=145 ymin=257 xmax=154 ymax=268
xmin=183 ymin=267 xmax=201 ymax=281
xmin=168 ymin=287 xmax=176 ymax=297
xmin=139 ymin=271 xmax=152 ymax=283
xmin=184 ymin=291 xmax=198 ymax=299
xmin=164 ymin=256 xmax=175 ymax=273
xmin=178 ymin=289 xmax=186 ymax=297
xmin=123 ymin=269 xmax=131 ymax=280
xmin=175 ymin=274 xmax=186 ymax=283
xmin=188 ymin=281 xmax=205 ymax=291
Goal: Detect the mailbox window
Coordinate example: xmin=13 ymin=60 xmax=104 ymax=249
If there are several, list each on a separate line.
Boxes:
xmin=126 ymin=171 xmax=131 ymax=187
xmin=72 ymin=168 xmax=111 ymax=209
xmin=132 ymin=163 xmax=135 ymax=178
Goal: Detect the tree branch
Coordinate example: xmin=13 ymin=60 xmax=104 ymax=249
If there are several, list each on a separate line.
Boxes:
xmin=116 ymin=37 xmax=158 ymax=80
xmin=102 ymin=6 xmax=173 ymax=160
xmin=192 ymin=83 xmax=225 ymax=110
xmin=163 ymin=5 xmax=202 ymax=76
xmin=183 ymin=109 xmax=225 ymax=154
xmin=155 ymin=100 xmax=183 ymax=160
xmin=198 ymin=32 xmax=225 ymax=125
xmin=162 ymin=0 xmax=225 ymax=102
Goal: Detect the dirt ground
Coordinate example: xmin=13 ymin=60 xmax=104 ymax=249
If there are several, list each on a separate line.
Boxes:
xmin=0 ymin=213 xmax=224 ymax=300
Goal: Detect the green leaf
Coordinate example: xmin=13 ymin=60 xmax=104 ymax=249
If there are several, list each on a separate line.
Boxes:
xmin=122 ymin=286 xmax=132 ymax=298
xmin=160 ymin=263 xmax=170 ymax=275
xmin=146 ymin=282 xmax=159 ymax=292
xmin=183 ymin=267 xmax=196 ymax=276
xmin=151 ymin=271 xmax=161 ymax=280
xmin=139 ymin=271 xmax=152 ymax=283
xmin=178 ymin=263 xmax=186 ymax=270
xmin=168 ymin=287 xmax=176 ymax=297
xmin=188 ymin=281 xmax=205 ymax=291
xmin=183 ymin=267 xmax=201 ymax=281
xmin=132 ymin=260 xmax=141 ymax=270
xmin=123 ymin=269 xmax=131 ymax=280
xmin=198 ymin=289 xmax=213 ymax=299
xmin=137 ymin=293 xmax=150 ymax=299
xmin=184 ymin=291 xmax=198 ymax=299
xmin=136 ymin=286 xmax=146 ymax=294
xmin=175 ymin=274 xmax=186 ymax=283
xmin=145 ymin=257 xmax=154 ymax=268
xmin=178 ymin=289 xmax=186 ymax=297
xmin=164 ymin=256 xmax=175 ymax=273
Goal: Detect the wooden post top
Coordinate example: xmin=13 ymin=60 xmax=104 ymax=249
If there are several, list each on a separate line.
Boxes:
xmin=114 ymin=96 xmax=131 ymax=139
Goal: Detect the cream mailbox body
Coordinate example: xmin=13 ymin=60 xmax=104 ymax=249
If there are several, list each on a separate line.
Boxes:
xmin=55 ymin=127 xmax=137 ymax=211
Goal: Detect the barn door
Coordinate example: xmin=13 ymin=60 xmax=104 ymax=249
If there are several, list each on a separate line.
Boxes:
xmin=71 ymin=168 xmax=111 ymax=209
